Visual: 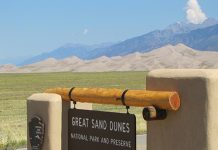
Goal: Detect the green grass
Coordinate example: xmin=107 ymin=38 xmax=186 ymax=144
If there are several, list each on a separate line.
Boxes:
xmin=0 ymin=71 xmax=147 ymax=149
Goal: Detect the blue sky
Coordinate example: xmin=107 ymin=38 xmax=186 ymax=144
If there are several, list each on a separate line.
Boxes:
xmin=0 ymin=0 xmax=217 ymax=64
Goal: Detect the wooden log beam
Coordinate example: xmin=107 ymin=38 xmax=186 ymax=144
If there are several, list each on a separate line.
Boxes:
xmin=45 ymin=87 xmax=180 ymax=111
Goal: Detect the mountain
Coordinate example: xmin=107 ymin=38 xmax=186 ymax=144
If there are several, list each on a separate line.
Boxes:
xmin=2 ymin=44 xmax=218 ymax=73
xmin=19 ymin=43 xmax=113 ymax=66
xmin=170 ymin=24 xmax=218 ymax=51
xmin=19 ymin=18 xmax=218 ymax=65
xmin=165 ymin=18 xmax=218 ymax=34
xmin=0 ymin=64 xmax=18 ymax=73
xmin=89 ymin=29 xmax=175 ymax=58
xmin=89 ymin=19 xmax=218 ymax=58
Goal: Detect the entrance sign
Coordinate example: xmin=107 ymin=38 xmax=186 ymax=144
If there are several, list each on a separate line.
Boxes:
xmin=68 ymin=109 xmax=136 ymax=150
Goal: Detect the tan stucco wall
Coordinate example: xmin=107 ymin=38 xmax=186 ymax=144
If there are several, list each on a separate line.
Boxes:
xmin=146 ymin=69 xmax=218 ymax=150
xmin=27 ymin=93 xmax=92 ymax=150
xmin=27 ymin=93 xmax=67 ymax=150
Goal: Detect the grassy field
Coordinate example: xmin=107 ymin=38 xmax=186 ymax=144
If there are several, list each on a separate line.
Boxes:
xmin=0 ymin=71 xmax=147 ymax=149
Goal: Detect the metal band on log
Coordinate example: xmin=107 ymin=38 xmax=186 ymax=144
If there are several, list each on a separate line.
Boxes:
xmin=45 ymin=87 xmax=180 ymax=111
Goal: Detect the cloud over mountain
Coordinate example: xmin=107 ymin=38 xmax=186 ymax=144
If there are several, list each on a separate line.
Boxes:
xmin=186 ymin=0 xmax=207 ymax=24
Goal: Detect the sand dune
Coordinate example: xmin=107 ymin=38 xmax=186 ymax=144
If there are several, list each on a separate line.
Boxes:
xmin=0 ymin=64 xmax=18 ymax=73
xmin=1 ymin=44 xmax=218 ymax=73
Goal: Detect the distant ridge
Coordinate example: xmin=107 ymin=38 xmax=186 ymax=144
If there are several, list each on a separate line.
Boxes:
xmin=19 ymin=43 xmax=114 ymax=66
xmin=19 ymin=18 xmax=218 ymax=66
xmin=2 ymin=44 xmax=218 ymax=73
xmin=89 ymin=19 xmax=218 ymax=59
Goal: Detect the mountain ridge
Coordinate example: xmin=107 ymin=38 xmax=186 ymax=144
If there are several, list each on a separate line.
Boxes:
xmin=2 ymin=44 xmax=218 ymax=73
xmin=89 ymin=21 xmax=218 ymax=59
xmin=18 ymin=18 xmax=218 ymax=66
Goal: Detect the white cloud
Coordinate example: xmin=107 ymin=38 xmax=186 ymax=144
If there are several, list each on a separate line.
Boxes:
xmin=186 ymin=0 xmax=207 ymax=24
xmin=83 ymin=28 xmax=89 ymax=35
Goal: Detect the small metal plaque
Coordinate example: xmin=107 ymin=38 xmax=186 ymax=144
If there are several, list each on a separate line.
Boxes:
xmin=68 ymin=109 xmax=136 ymax=150
xmin=29 ymin=116 xmax=45 ymax=150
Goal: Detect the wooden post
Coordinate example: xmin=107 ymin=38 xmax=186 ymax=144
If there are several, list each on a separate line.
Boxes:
xmin=45 ymin=87 xmax=180 ymax=111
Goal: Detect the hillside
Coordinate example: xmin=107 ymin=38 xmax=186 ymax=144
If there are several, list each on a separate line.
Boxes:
xmin=89 ymin=22 xmax=218 ymax=59
xmin=1 ymin=44 xmax=218 ymax=73
xmin=19 ymin=43 xmax=113 ymax=66
xmin=19 ymin=19 xmax=218 ymax=65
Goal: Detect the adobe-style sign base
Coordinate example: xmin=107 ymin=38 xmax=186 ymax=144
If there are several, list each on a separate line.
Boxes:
xmin=68 ymin=109 xmax=136 ymax=150
xmin=146 ymin=69 xmax=218 ymax=150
